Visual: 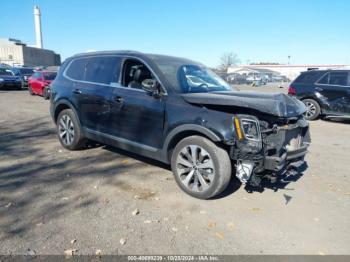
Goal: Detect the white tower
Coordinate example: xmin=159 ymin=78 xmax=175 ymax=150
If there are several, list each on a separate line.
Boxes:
xmin=34 ymin=5 xmax=43 ymax=49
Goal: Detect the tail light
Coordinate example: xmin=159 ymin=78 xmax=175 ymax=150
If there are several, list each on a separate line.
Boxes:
xmin=288 ymin=85 xmax=296 ymax=95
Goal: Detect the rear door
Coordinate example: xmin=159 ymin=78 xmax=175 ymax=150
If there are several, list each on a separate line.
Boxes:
xmin=315 ymin=71 xmax=350 ymax=115
xmin=65 ymin=56 xmax=122 ymax=133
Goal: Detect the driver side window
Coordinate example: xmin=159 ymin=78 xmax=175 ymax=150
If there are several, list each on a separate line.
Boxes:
xmin=122 ymin=59 xmax=154 ymax=90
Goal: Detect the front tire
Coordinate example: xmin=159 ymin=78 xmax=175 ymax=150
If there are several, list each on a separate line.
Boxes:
xmin=171 ymin=136 xmax=232 ymax=199
xmin=302 ymin=98 xmax=321 ymax=120
xmin=57 ymin=109 xmax=86 ymax=150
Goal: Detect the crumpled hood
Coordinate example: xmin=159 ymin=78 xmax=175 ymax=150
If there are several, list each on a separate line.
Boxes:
xmin=181 ymin=91 xmax=306 ymax=118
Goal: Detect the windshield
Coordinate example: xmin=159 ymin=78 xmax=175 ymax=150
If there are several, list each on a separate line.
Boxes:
xmin=44 ymin=72 xmax=57 ymax=80
xmin=180 ymin=65 xmax=233 ymax=93
xmin=0 ymin=69 xmax=14 ymax=76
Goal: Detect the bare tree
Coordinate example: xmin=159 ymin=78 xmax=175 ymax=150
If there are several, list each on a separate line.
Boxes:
xmin=219 ymin=52 xmax=240 ymax=72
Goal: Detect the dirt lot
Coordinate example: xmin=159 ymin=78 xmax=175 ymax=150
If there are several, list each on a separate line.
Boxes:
xmin=1 ymin=87 xmax=350 ymax=255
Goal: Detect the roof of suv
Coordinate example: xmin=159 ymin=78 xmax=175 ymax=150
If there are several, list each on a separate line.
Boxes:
xmin=70 ymin=50 xmax=199 ymax=65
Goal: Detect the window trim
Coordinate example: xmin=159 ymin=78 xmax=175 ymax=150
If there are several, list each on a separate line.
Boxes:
xmin=63 ymin=55 xmax=122 ymax=87
xmin=315 ymin=71 xmax=350 ymax=87
xmin=63 ymin=54 xmax=168 ymax=95
xmin=120 ymin=56 xmax=168 ymax=95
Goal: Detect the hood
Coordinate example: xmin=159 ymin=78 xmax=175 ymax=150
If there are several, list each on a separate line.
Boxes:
xmin=181 ymin=91 xmax=306 ymax=118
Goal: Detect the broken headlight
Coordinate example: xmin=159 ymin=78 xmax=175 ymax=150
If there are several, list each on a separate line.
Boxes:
xmin=234 ymin=116 xmax=261 ymax=141
xmin=241 ymin=119 xmax=261 ymax=141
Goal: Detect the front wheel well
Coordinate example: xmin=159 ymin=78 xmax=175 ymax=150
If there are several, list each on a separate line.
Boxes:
xmin=166 ymin=130 xmax=224 ymax=162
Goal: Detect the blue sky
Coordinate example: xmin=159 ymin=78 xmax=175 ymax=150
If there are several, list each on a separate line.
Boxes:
xmin=1 ymin=0 xmax=350 ymax=66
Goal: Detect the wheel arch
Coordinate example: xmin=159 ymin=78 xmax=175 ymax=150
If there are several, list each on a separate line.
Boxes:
xmin=163 ymin=124 xmax=222 ymax=163
xmin=300 ymin=96 xmax=323 ymax=113
xmin=53 ymin=99 xmax=80 ymax=124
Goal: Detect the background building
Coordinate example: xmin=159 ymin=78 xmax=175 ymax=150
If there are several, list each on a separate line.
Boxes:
xmin=228 ymin=64 xmax=349 ymax=81
xmin=0 ymin=38 xmax=60 ymax=67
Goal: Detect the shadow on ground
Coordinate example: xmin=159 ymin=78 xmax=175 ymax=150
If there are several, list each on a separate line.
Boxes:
xmin=0 ymin=117 xmax=157 ymax=241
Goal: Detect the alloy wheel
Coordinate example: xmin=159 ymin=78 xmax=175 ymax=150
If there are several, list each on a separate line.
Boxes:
xmin=304 ymin=101 xmax=316 ymax=119
xmin=58 ymin=114 xmax=75 ymax=145
xmin=175 ymin=145 xmax=215 ymax=192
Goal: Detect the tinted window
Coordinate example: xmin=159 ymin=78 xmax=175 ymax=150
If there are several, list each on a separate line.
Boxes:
xmin=33 ymin=72 xmax=42 ymax=78
xmin=44 ymin=72 xmax=57 ymax=80
xmin=66 ymin=58 xmax=88 ymax=80
xmin=293 ymin=71 xmax=324 ymax=84
xmin=20 ymin=68 xmax=34 ymax=75
xmin=329 ymin=72 xmax=348 ymax=86
xmin=317 ymin=73 xmax=329 ymax=84
xmin=85 ymin=56 xmax=121 ymax=84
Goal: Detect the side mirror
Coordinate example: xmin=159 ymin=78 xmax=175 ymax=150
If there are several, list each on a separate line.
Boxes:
xmin=141 ymin=79 xmax=160 ymax=96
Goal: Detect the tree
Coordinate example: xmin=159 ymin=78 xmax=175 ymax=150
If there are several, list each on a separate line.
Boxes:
xmin=219 ymin=52 xmax=240 ymax=72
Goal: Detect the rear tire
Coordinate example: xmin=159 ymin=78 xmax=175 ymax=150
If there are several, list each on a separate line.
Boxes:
xmin=302 ymin=99 xmax=321 ymax=120
xmin=171 ymin=135 xmax=232 ymax=199
xmin=57 ymin=109 xmax=86 ymax=150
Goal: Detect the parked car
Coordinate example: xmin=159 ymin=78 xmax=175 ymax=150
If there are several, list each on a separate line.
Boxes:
xmin=28 ymin=71 xmax=57 ymax=97
xmin=50 ymin=51 xmax=310 ymax=199
xmin=0 ymin=68 xmax=22 ymax=90
xmin=11 ymin=67 xmax=35 ymax=87
xmin=288 ymin=70 xmax=350 ymax=120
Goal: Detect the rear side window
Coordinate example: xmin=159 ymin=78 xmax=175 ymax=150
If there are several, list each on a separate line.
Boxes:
xmin=66 ymin=58 xmax=88 ymax=81
xmin=329 ymin=72 xmax=348 ymax=86
xmin=317 ymin=73 xmax=329 ymax=84
xmin=85 ymin=56 xmax=121 ymax=85
xmin=293 ymin=71 xmax=324 ymax=84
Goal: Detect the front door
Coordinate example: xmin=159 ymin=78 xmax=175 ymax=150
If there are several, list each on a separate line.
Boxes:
xmin=108 ymin=58 xmax=166 ymax=149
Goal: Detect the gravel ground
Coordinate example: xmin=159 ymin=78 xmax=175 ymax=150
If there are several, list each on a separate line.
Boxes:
xmin=0 ymin=88 xmax=349 ymax=255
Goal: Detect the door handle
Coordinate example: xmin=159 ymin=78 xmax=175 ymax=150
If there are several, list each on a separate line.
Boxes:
xmin=113 ymin=96 xmax=123 ymax=103
xmin=73 ymin=89 xmax=82 ymax=95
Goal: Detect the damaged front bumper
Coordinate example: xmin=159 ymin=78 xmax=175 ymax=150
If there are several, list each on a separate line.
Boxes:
xmin=231 ymin=116 xmax=311 ymax=186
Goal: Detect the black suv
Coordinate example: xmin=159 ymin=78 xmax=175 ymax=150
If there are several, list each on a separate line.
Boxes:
xmin=289 ymin=70 xmax=350 ymax=120
xmin=50 ymin=51 xmax=310 ymax=199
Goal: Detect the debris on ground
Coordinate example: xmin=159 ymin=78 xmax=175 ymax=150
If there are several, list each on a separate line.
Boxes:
xmin=199 ymin=210 xmax=207 ymax=215
xmin=215 ymin=232 xmax=224 ymax=239
xmin=171 ymin=227 xmax=178 ymax=232
xmin=5 ymin=202 xmax=12 ymax=208
xmin=95 ymin=249 xmax=102 ymax=255
xmin=227 ymin=222 xmax=235 ymax=230
xmin=64 ymin=249 xmax=78 ymax=256
xmin=70 ymin=239 xmax=77 ymax=244
xmin=132 ymin=209 xmax=139 ymax=216
xmin=252 ymin=207 xmax=260 ymax=212
xmin=119 ymin=238 xmax=127 ymax=245
xmin=26 ymin=248 xmax=36 ymax=256
xmin=144 ymin=219 xmax=160 ymax=224
xmin=208 ymin=222 xmax=216 ymax=228
xmin=283 ymin=194 xmax=293 ymax=205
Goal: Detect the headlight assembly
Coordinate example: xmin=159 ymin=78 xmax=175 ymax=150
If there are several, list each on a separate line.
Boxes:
xmin=241 ymin=119 xmax=261 ymax=141
xmin=234 ymin=117 xmax=261 ymax=141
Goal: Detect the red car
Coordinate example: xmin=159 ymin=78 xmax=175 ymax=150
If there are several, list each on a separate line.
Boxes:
xmin=28 ymin=71 xmax=57 ymax=97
